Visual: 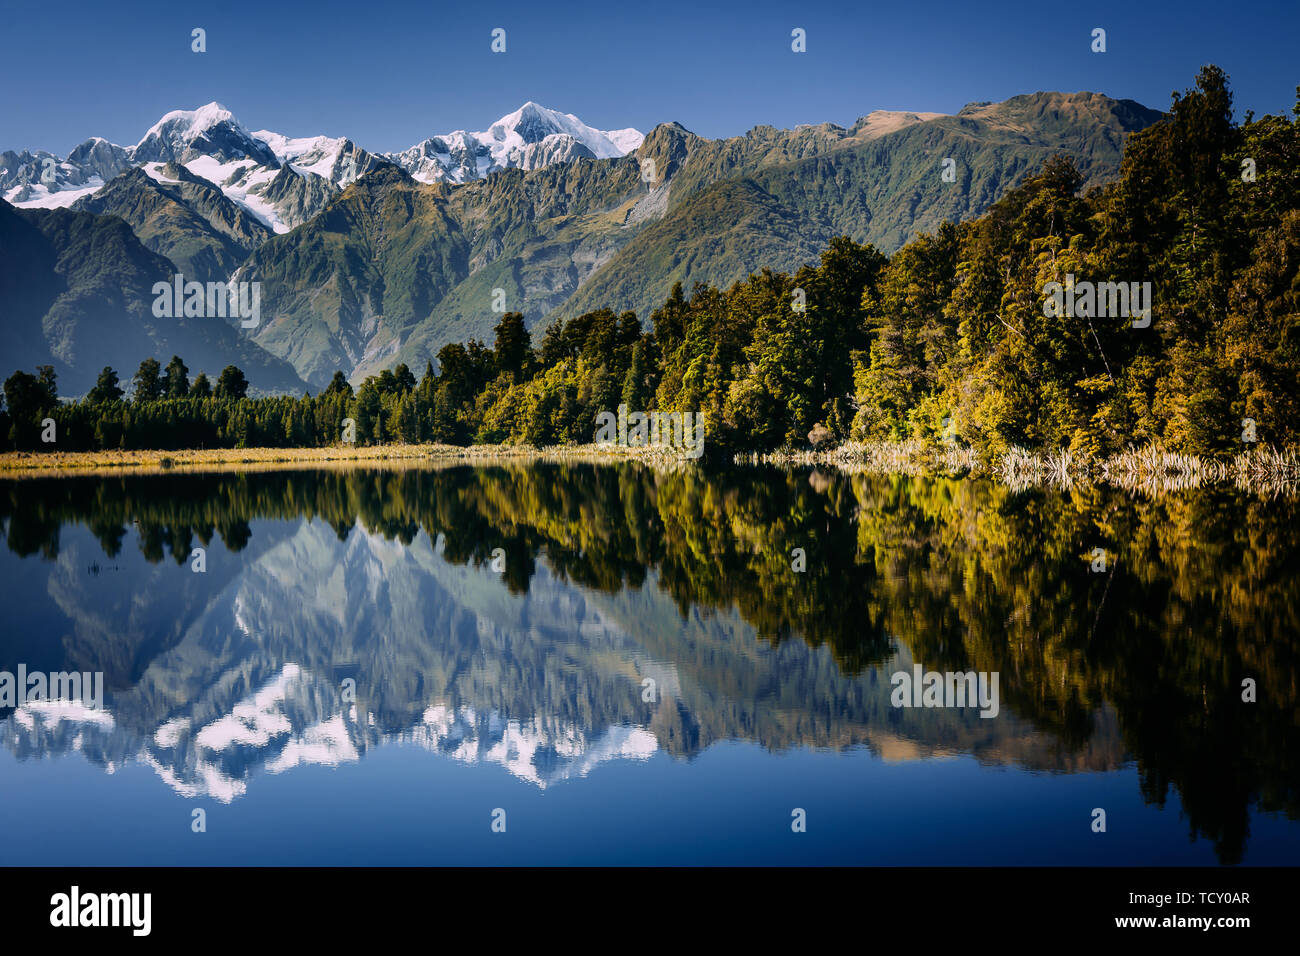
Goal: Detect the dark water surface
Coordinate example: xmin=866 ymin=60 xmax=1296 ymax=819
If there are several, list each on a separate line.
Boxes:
xmin=1 ymin=464 xmax=1296 ymax=865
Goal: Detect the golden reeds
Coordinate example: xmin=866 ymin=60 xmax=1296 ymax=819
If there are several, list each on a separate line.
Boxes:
xmin=749 ymin=441 xmax=1300 ymax=496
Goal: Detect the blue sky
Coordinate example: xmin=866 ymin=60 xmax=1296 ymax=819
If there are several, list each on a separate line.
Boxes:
xmin=3 ymin=0 xmax=1297 ymax=154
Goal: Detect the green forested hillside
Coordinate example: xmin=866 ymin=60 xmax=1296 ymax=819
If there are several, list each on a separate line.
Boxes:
xmin=553 ymin=178 xmax=835 ymax=325
xmin=554 ymin=91 xmax=1161 ymax=326
xmin=242 ymin=157 xmax=648 ymax=386
xmin=241 ymin=166 xmax=470 ymax=387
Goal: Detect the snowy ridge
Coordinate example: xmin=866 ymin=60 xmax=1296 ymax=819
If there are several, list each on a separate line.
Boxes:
xmin=132 ymin=102 xmax=277 ymax=167
xmin=386 ymin=101 xmax=645 ymax=183
xmin=483 ymin=101 xmax=639 ymax=160
xmin=3 ymin=101 xmax=645 ymax=221
xmin=251 ymin=130 xmax=350 ymax=180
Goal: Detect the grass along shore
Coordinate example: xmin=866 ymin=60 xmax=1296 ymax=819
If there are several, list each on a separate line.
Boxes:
xmin=0 ymin=441 xmax=695 ymax=477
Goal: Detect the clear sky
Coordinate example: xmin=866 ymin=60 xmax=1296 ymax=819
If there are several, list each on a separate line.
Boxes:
xmin=3 ymin=0 xmax=1297 ymax=154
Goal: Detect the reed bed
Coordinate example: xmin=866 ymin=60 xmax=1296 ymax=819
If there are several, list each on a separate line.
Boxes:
xmin=0 ymin=441 xmax=698 ymax=478
xmin=748 ymin=441 xmax=1300 ymax=496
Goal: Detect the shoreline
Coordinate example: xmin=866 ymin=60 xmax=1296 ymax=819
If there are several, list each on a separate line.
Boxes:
xmin=3 ymin=440 xmax=1298 ymax=494
xmin=0 ymin=442 xmax=696 ymax=478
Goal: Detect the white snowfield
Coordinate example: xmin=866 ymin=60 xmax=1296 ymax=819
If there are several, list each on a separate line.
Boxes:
xmin=3 ymin=101 xmax=647 ymax=229
xmin=480 ymin=100 xmax=642 ymax=160
xmin=185 ymin=156 xmax=288 ymax=233
xmin=250 ymin=130 xmax=350 ymax=180
xmin=6 ymin=180 xmax=104 ymax=209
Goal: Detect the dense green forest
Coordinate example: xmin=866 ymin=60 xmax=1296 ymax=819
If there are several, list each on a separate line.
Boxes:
xmin=4 ymin=67 xmax=1297 ymax=457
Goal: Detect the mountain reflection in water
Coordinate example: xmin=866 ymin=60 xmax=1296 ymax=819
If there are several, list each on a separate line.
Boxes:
xmin=1 ymin=463 xmax=1297 ymax=864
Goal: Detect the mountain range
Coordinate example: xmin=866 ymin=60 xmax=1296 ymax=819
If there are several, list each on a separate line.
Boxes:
xmin=2 ymin=101 xmax=643 ymax=227
xmin=0 ymin=94 xmax=1163 ymax=393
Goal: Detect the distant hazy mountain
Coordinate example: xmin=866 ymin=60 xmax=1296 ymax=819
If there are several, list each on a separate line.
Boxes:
xmin=0 ymin=200 xmax=311 ymax=395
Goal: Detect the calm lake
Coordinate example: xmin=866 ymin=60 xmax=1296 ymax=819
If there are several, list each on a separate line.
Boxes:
xmin=1 ymin=463 xmax=1297 ymax=865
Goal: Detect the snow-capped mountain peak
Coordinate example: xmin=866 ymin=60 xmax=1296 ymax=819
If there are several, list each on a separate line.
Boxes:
xmin=132 ymin=101 xmax=278 ymax=167
xmin=489 ymin=101 xmax=613 ymax=151
xmin=137 ymin=102 xmax=237 ymax=146
xmin=387 ymin=101 xmax=645 ymax=184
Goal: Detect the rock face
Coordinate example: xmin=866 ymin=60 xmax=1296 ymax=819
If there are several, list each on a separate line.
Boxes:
xmin=65 ymin=138 xmax=134 ymax=181
xmin=0 ymin=138 xmax=132 ymax=208
xmin=257 ymin=163 xmax=343 ymax=232
xmin=74 ymin=165 xmax=272 ymax=283
xmin=516 ymin=134 xmax=598 ymax=170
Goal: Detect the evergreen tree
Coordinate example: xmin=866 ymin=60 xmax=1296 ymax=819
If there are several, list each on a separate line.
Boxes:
xmin=618 ymin=310 xmax=642 ymax=346
xmin=324 ymin=371 xmax=353 ymax=399
xmin=133 ymin=358 xmax=163 ymax=403
xmin=36 ymin=365 xmax=58 ymax=405
xmin=493 ymin=312 xmax=531 ymax=381
xmin=621 ymin=340 xmax=653 ymax=410
xmin=4 ymin=369 xmax=55 ymax=447
xmin=87 ymin=367 xmax=123 ymax=404
xmin=392 ymin=363 xmax=417 ymax=392
xmin=164 ymin=356 xmax=190 ymax=399
xmin=539 ymin=320 xmax=567 ymax=368
xmin=215 ymin=365 xmax=249 ymax=401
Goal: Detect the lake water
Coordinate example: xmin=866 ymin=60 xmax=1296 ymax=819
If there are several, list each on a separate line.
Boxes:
xmin=1 ymin=463 xmax=1297 ymax=865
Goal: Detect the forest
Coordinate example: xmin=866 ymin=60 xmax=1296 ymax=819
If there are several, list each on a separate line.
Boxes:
xmin=3 ymin=67 xmax=1297 ymax=459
